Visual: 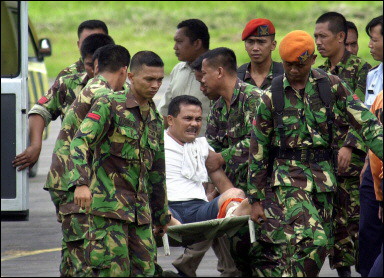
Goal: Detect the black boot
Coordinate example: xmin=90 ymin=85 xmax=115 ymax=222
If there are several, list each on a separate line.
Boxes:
xmin=336 ymin=266 xmax=351 ymax=277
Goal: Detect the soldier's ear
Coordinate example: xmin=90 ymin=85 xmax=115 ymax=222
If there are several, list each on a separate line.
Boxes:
xmin=337 ymin=31 xmax=346 ymax=44
xmin=128 ymin=72 xmax=134 ymax=82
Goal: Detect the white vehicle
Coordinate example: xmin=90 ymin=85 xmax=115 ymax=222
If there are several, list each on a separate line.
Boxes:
xmin=1 ymin=1 xmax=30 ymax=220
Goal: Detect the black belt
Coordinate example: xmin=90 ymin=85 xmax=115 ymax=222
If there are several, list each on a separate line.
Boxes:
xmin=275 ymin=148 xmax=333 ymax=163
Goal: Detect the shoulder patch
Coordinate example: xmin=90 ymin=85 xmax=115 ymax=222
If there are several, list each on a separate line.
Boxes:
xmin=352 ymin=94 xmax=360 ymax=101
xmin=38 ymin=96 xmax=48 ymax=104
xmin=86 ymin=113 xmax=101 ymax=121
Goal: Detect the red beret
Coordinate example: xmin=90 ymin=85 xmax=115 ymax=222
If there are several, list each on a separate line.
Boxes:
xmin=242 ymin=18 xmax=275 ymax=41
xmin=279 ymin=30 xmax=315 ymax=63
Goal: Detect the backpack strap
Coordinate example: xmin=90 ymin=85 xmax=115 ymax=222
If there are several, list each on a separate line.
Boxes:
xmin=271 ymin=62 xmax=284 ymax=78
xmin=271 ymin=75 xmax=286 ymax=151
xmin=314 ymin=68 xmax=334 ymax=147
xmin=237 ymin=63 xmax=249 ymax=81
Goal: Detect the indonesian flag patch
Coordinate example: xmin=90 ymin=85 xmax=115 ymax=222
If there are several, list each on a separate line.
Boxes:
xmin=252 ymin=118 xmax=257 ymax=126
xmin=352 ymin=94 xmax=360 ymax=101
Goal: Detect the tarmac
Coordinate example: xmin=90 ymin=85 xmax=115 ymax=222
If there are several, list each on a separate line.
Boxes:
xmin=1 ymin=77 xmax=361 ymax=277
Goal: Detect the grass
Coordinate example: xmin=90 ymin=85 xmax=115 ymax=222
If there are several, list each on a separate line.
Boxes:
xmin=28 ymin=1 xmax=383 ymax=78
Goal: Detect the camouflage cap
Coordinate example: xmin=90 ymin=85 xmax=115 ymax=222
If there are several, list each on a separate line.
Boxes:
xmin=242 ymin=18 xmax=275 ymax=40
xmin=279 ymin=30 xmax=315 ymax=63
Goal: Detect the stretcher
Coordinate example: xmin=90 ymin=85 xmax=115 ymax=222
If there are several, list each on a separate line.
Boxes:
xmin=157 ymin=215 xmax=257 ymax=256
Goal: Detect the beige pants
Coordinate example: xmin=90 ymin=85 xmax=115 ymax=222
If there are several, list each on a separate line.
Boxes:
xmin=172 ymin=235 xmax=241 ymax=277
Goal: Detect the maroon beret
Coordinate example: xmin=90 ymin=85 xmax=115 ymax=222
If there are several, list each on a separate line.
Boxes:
xmin=242 ymin=18 xmax=276 ymax=40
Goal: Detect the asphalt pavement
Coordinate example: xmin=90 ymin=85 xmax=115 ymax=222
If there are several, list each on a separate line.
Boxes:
xmin=1 ymin=76 xmax=360 ymax=277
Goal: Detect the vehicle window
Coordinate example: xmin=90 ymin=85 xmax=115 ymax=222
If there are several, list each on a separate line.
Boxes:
xmin=1 ymin=1 xmax=19 ymax=77
xmin=28 ymin=30 xmax=37 ymax=58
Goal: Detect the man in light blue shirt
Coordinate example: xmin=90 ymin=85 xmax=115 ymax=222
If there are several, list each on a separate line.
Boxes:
xmin=359 ymin=14 xmax=383 ymax=278
xmin=364 ymin=16 xmax=383 ymax=108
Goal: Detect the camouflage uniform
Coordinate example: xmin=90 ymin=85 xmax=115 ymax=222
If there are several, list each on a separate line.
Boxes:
xmin=56 ymin=58 xmax=85 ymax=80
xmin=240 ymin=61 xmax=284 ymax=90
xmin=206 ymin=78 xmax=263 ymax=193
xmin=45 ymin=75 xmax=125 ymax=276
xmin=29 ymin=71 xmax=90 ymax=129
xmin=319 ymin=50 xmax=372 ymax=270
xmin=248 ymin=69 xmax=383 ymax=277
xmin=69 ymin=90 xmax=170 ymax=276
xmin=206 ymin=79 xmax=290 ymax=276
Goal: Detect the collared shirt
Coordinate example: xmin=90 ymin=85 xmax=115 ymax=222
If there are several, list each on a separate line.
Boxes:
xmin=242 ymin=61 xmax=283 ymax=90
xmin=28 ymin=71 xmax=90 ymax=126
xmin=69 ymin=90 xmax=169 ymax=226
xmin=44 ymin=75 xmax=118 ymax=194
xmin=365 ymin=63 xmax=383 ymax=108
xmin=206 ymin=78 xmax=263 ymax=192
xmin=248 ymin=69 xmax=383 ymax=201
xmin=158 ymin=61 xmax=211 ymax=136
xmin=319 ymin=50 xmax=371 ymax=101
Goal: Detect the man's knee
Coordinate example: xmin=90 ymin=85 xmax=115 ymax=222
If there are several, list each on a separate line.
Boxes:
xmin=222 ymin=188 xmax=245 ymax=199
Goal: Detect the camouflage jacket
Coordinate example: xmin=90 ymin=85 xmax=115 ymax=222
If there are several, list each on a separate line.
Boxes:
xmin=44 ymin=75 xmax=120 ymax=195
xmin=319 ymin=50 xmax=372 ymax=176
xmin=240 ymin=61 xmax=283 ymax=90
xmin=319 ymin=50 xmax=371 ymax=101
xmin=206 ymin=78 xmax=263 ymax=192
xmin=56 ymin=58 xmax=85 ymax=80
xmin=69 ymin=91 xmax=169 ymax=226
xmin=28 ymin=71 xmax=90 ymax=126
xmin=248 ymin=69 xmax=383 ymax=201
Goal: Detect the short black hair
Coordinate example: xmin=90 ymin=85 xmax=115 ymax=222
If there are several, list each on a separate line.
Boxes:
xmin=77 ymin=20 xmax=108 ymax=38
xmin=347 ymin=21 xmax=358 ymax=38
xmin=177 ymin=19 xmax=210 ymax=50
xmin=366 ymin=15 xmax=383 ymax=37
xmin=80 ymin=33 xmax=115 ymax=60
xmin=130 ymin=51 xmax=164 ymax=72
xmin=316 ymin=12 xmax=347 ymax=43
xmin=190 ymin=52 xmax=208 ymax=72
xmin=202 ymin=47 xmax=237 ymax=74
xmin=168 ymin=95 xmax=202 ymax=117
xmin=97 ymin=45 xmax=131 ymax=73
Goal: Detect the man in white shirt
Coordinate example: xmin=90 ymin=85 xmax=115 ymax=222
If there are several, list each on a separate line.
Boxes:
xmin=163 ymin=95 xmax=249 ymax=277
xmin=165 ymin=95 xmax=248 ymax=222
xmin=157 ymin=19 xmax=211 ymax=137
xmin=364 ymin=15 xmax=383 ymax=108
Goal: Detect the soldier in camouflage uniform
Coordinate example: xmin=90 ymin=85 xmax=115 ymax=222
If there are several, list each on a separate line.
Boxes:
xmin=46 ymin=44 xmax=129 ymax=277
xmin=12 ymin=20 xmax=109 ymax=172
xmin=201 ymin=47 xmax=289 ymax=277
xmin=248 ymin=30 xmax=383 ymax=277
xmin=17 ymin=34 xmax=115 ymax=276
xmin=56 ymin=20 xmax=109 ymax=80
xmin=314 ymin=12 xmax=372 ymax=276
xmin=69 ymin=50 xmax=170 ymax=277
xmin=237 ymin=18 xmax=284 ymax=89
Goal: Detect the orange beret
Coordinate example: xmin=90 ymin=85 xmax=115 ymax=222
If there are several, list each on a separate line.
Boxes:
xmin=279 ymin=30 xmax=315 ymax=63
xmin=242 ymin=18 xmax=275 ymax=40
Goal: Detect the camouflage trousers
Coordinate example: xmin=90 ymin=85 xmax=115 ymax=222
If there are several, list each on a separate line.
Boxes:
xmin=49 ymin=189 xmax=90 ymax=277
xmin=229 ymin=189 xmax=293 ymax=277
xmin=85 ymin=214 xmax=156 ymax=277
xmin=275 ymin=186 xmax=334 ymax=277
xmin=329 ymin=176 xmax=360 ymax=269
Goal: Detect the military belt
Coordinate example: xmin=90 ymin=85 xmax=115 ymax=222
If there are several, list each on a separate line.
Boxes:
xmin=276 ymin=148 xmax=333 ymax=163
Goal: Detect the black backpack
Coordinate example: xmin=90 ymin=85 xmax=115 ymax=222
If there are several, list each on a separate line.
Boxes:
xmin=270 ymin=68 xmax=334 ymax=151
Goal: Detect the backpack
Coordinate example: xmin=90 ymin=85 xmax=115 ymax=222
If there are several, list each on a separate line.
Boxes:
xmin=270 ymin=68 xmax=334 ymax=151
